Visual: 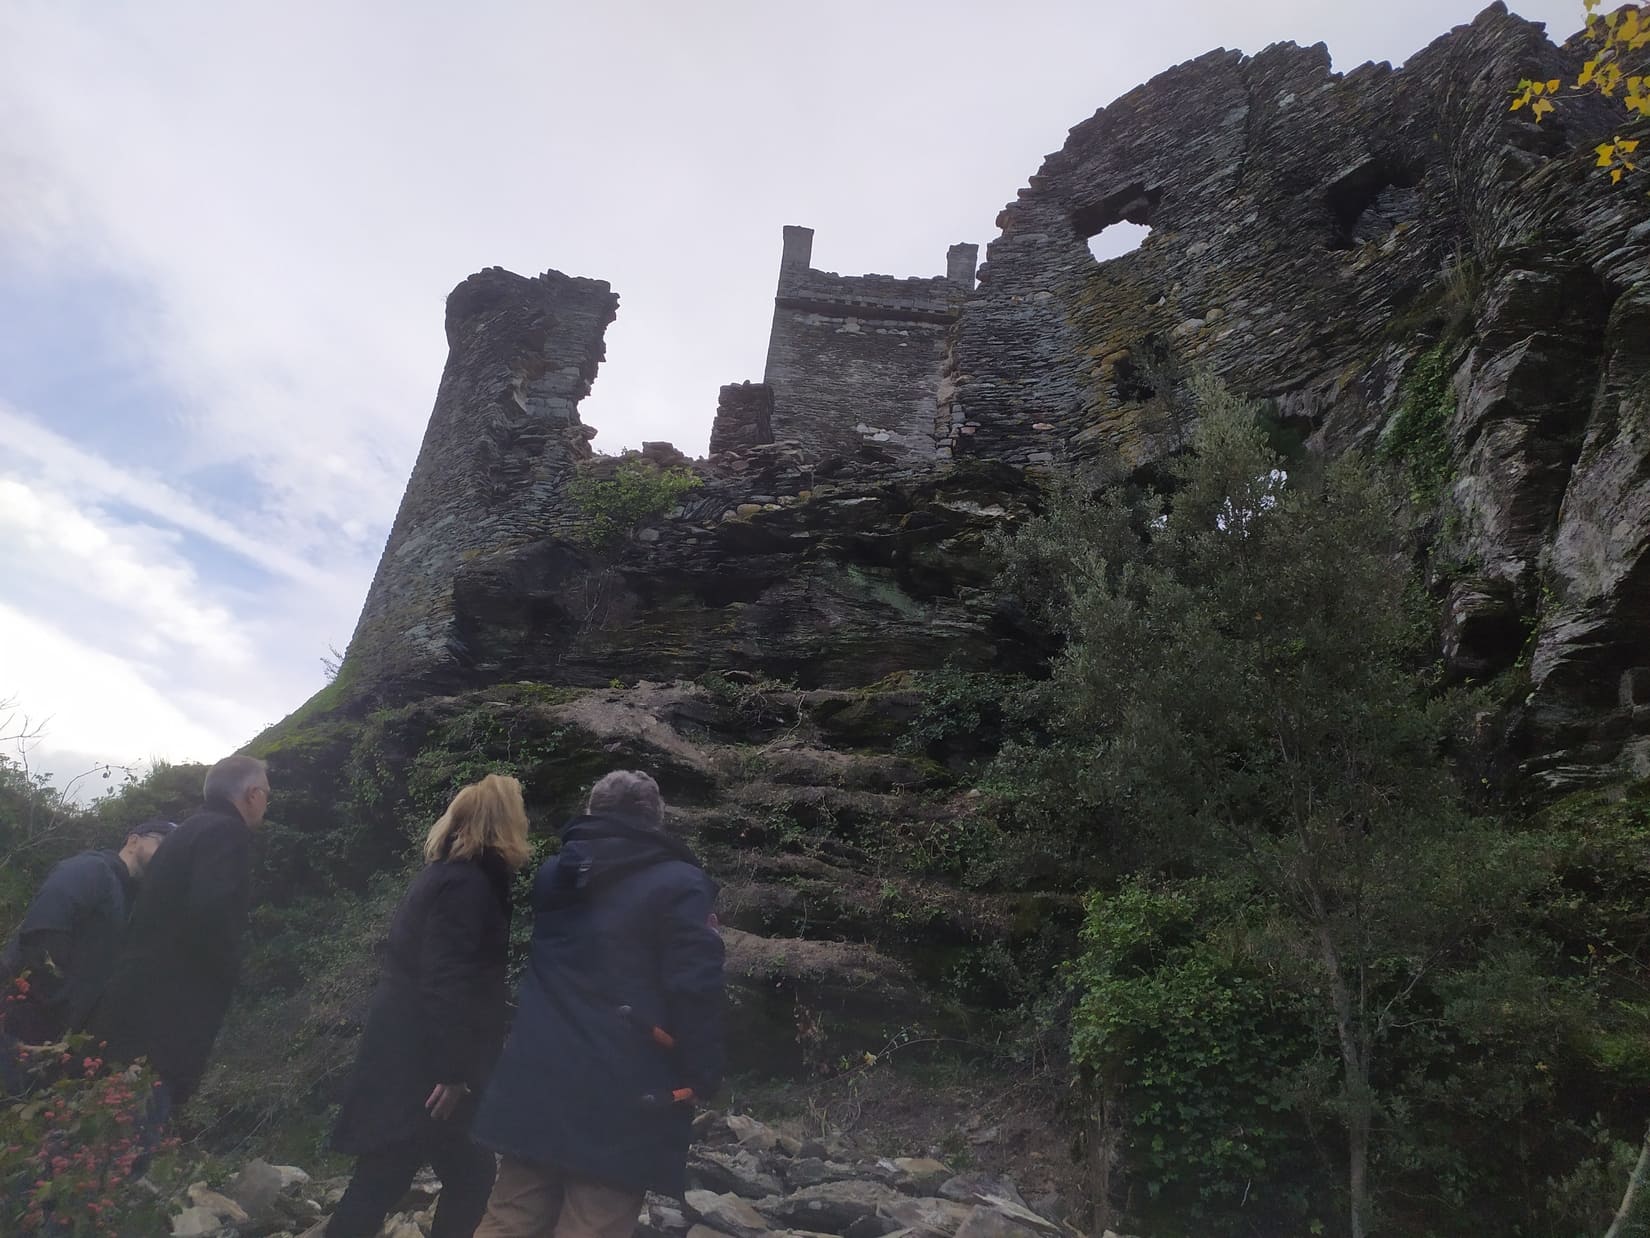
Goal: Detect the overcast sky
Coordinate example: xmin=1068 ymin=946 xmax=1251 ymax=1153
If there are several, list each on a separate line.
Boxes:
xmin=0 ymin=0 xmax=1577 ymax=791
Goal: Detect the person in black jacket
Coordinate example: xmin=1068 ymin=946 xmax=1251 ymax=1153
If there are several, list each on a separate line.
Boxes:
xmin=325 ymin=773 xmax=531 ymax=1238
xmin=472 ymin=770 xmax=725 ymax=1238
xmin=91 ymin=755 xmax=268 ymax=1111
xmin=1 ymin=819 xmax=175 ymax=1045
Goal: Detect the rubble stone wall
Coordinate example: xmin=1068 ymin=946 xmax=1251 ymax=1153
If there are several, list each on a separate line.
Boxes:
xmin=762 ymin=225 xmax=976 ymax=463
xmin=344 ymin=266 xmax=618 ymax=695
xmin=337 ymin=5 xmax=1650 ymax=788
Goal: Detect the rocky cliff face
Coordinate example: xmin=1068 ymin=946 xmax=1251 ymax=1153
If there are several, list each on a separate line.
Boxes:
xmin=329 ymin=4 xmax=1649 ymax=793
xmin=944 ymin=2 xmax=1649 ymax=787
xmin=249 ymin=2 xmax=1650 ymax=1107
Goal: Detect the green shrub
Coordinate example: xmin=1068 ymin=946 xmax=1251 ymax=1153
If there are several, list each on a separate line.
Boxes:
xmin=567 ymin=458 xmax=701 ymax=548
xmin=1072 ymin=878 xmax=1322 ymax=1234
xmin=1 ymin=1024 xmax=180 ymax=1236
xmin=898 ymin=669 xmax=1023 ymax=763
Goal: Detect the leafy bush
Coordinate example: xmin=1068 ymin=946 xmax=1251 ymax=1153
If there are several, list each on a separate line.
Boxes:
xmin=898 ymin=669 xmax=1025 ymax=765
xmin=1 ymin=1026 xmax=178 ymax=1236
xmin=1381 ymin=342 xmax=1456 ymax=505
xmin=567 ymin=458 xmax=701 ymax=548
xmin=994 ymin=373 xmax=1545 ymax=1236
xmin=1072 ymin=878 xmax=1322 ymax=1233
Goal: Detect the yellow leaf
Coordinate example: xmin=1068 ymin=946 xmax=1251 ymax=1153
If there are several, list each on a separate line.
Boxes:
xmin=1612 ymin=167 xmax=1624 ymax=183
xmin=1621 ymin=137 xmax=1642 ymax=154
xmin=1583 ymin=0 xmax=1600 ymax=11
xmin=1547 ymin=78 xmax=1562 ymax=93
xmin=1532 ymin=96 xmax=1555 ymax=119
xmin=1579 ymin=59 xmax=1598 ymax=87
xmin=1597 ymin=142 xmax=1617 ymax=166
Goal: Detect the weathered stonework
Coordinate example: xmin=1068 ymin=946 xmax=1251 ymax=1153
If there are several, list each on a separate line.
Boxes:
xmin=345 ymin=267 xmax=617 ymax=696
xmin=709 ymin=382 xmax=775 ymax=457
xmin=762 ymin=226 xmax=975 ymax=463
xmin=339 ymin=4 xmax=1650 ymax=790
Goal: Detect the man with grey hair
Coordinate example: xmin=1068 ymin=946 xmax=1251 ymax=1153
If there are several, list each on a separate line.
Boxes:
xmin=472 ymin=769 xmax=725 ymax=1238
xmin=93 ymin=754 xmax=270 ymax=1109
xmin=586 ymin=768 xmax=663 ymax=822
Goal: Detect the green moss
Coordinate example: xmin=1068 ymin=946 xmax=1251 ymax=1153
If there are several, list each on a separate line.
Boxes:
xmin=248 ymin=652 xmax=363 ymax=756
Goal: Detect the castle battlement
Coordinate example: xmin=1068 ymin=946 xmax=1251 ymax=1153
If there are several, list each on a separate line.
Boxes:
xmin=762 ymin=226 xmax=976 ymax=462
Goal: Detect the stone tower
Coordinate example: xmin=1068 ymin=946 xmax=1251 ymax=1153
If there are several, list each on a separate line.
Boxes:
xmin=342 ymin=266 xmax=618 ymax=697
xmin=761 ymin=226 xmax=976 ymax=461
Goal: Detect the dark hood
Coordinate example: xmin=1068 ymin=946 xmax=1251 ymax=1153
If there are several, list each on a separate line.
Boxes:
xmin=544 ymin=813 xmax=706 ymax=906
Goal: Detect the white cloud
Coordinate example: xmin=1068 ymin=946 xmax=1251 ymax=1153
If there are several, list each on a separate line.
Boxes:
xmin=0 ymin=475 xmax=253 ymax=667
xmin=0 ymin=403 xmax=330 ymax=587
xmin=0 ymin=601 xmax=260 ymax=780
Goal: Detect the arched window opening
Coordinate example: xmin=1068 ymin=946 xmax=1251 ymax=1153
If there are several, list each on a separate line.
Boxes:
xmin=1325 ymin=157 xmax=1423 ymax=251
xmin=1073 ymin=183 xmax=1161 ymax=265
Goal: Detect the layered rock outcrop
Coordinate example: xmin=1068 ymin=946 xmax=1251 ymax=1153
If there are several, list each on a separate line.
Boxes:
xmin=334 ymin=6 xmax=1648 ymax=789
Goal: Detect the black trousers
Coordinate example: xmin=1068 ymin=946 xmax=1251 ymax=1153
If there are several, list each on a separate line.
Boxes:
xmin=328 ymin=1124 xmax=497 ymax=1238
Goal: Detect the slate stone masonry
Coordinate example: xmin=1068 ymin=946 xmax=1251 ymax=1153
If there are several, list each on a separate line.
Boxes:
xmin=345 ymin=266 xmax=618 ymax=695
xmin=762 ymin=225 xmax=976 ymax=463
xmin=338 ymin=5 xmax=1650 ymax=789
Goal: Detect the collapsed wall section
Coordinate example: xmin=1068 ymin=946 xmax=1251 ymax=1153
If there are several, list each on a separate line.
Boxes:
xmin=763 ymin=226 xmax=975 ymax=462
xmin=942 ymin=3 xmax=1649 ymax=786
xmin=945 ymin=6 xmax=1581 ymax=471
xmin=342 ymin=266 xmax=618 ymax=696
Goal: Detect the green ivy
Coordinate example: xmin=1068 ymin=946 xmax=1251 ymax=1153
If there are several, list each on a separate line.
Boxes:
xmin=1071 ymin=878 xmax=1323 ymax=1234
xmin=1382 ymin=343 xmax=1456 ymax=506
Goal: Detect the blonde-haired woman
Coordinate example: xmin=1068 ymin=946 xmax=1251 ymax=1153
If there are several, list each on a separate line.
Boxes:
xmin=326 ymin=774 xmax=532 ymax=1238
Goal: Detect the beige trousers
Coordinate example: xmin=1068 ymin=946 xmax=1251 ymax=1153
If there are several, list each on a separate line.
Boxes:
xmin=473 ymin=1157 xmax=645 ymax=1238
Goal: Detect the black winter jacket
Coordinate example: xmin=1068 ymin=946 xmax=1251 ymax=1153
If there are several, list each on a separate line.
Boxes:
xmin=331 ymin=851 xmax=513 ymax=1155
xmin=1 ymin=850 xmax=133 ymax=1042
xmin=471 ymin=814 xmax=725 ymax=1196
xmin=91 ymin=799 xmax=252 ymax=1102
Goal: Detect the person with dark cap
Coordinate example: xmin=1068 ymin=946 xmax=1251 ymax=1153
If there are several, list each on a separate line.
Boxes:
xmin=93 ymin=754 xmax=269 ymax=1112
xmin=471 ymin=769 xmax=725 ymax=1238
xmin=1 ymin=818 xmax=176 ymax=1046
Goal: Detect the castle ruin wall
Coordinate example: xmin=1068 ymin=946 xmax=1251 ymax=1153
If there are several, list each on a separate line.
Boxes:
xmin=343 ymin=266 xmax=618 ymax=696
xmin=762 ymin=225 xmax=976 ymax=463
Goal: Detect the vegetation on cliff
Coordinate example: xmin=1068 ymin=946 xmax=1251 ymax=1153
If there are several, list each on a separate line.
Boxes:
xmin=976 ymin=379 xmax=1650 ymax=1236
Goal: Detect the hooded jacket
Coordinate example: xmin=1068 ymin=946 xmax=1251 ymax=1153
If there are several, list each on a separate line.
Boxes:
xmin=471 ymin=813 xmax=725 ymax=1195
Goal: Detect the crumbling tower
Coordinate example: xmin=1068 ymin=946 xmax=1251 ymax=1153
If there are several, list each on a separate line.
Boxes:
xmin=342 ymin=266 xmax=618 ymax=696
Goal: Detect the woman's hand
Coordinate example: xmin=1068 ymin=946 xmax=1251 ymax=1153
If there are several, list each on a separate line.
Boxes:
xmin=425 ymin=1081 xmax=470 ymax=1120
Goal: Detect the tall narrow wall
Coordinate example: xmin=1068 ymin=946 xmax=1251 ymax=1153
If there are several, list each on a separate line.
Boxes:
xmin=342 ymin=266 xmax=618 ymax=696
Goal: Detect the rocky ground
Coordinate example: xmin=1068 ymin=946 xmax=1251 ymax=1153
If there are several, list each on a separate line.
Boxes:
xmin=167 ymin=1111 xmax=1113 ymax=1238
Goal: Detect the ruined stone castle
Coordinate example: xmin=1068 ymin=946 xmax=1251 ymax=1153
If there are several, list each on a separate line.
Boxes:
xmin=342 ymin=2 xmax=1650 ymax=792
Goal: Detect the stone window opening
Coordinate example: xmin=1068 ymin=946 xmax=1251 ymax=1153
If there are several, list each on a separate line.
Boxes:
xmin=1073 ymin=183 xmax=1161 ymax=264
xmin=1324 ymin=157 xmax=1423 ymax=251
